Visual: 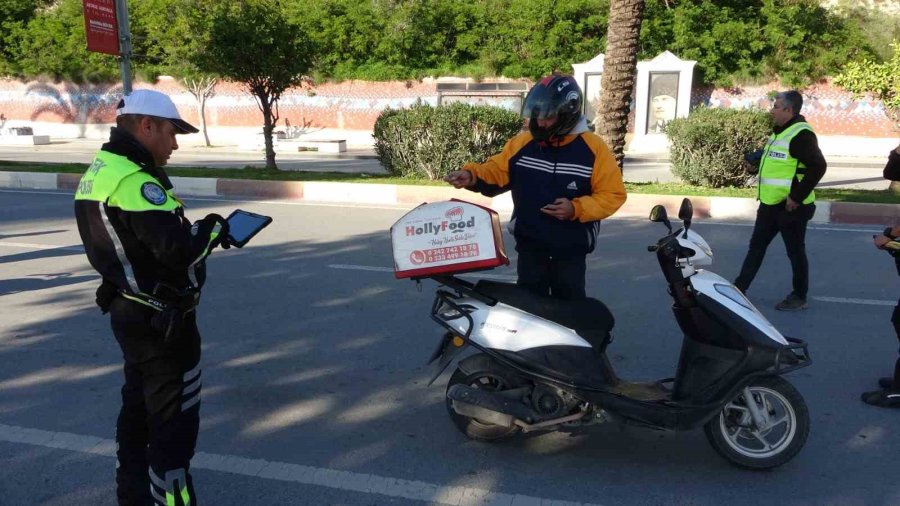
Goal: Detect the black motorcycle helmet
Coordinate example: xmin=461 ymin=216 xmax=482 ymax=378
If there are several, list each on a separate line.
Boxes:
xmin=522 ymin=75 xmax=584 ymax=142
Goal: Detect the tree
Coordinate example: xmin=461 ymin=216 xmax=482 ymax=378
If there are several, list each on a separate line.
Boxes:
xmin=194 ymin=0 xmax=312 ymax=169
xmin=834 ymin=41 xmax=900 ymax=192
xmin=597 ymin=0 xmax=645 ymax=169
xmin=131 ymin=0 xmax=218 ymax=146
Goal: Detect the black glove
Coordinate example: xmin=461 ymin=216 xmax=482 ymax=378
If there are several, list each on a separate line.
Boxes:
xmin=196 ymin=213 xmax=231 ymax=250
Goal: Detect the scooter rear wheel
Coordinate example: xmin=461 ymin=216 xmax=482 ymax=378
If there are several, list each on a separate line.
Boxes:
xmin=445 ymin=354 xmax=524 ymax=442
xmin=704 ymin=376 xmax=809 ymax=470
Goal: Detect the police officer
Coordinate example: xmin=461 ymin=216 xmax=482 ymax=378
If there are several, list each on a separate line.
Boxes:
xmin=74 ymin=89 xmax=229 ymax=505
xmin=734 ymin=90 xmax=827 ymax=311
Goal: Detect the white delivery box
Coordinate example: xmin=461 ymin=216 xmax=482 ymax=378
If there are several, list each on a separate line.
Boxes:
xmin=391 ymin=199 xmax=508 ymax=279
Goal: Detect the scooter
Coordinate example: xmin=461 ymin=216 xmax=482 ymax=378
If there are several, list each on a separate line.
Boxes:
xmin=420 ymin=199 xmax=811 ymax=469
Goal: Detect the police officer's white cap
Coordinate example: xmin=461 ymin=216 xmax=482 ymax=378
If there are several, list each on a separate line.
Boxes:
xmin=116 ymin=90 xmax=199 ymax=134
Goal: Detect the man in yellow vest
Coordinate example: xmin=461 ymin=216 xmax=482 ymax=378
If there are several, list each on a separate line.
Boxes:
xmin=734 ymin=90 xmax=827 ymax=311
xmin=74 ymin=90 xmax=230 ymax=505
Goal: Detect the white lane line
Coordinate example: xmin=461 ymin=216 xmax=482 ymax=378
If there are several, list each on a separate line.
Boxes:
xmin=328 ymin=264 xmax=518 ymax=282
xmin=328 ymin=265 xmax=900 ymax=305
xmin=812 ymin=296 xmax=896 ymax=307
xmin=0 ymin=423 xmax=600 ymax=506
xmin=0 ymin=242 xmax=83 ymax=251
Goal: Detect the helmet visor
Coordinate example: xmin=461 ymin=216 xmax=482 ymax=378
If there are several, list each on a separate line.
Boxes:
xmin=521 ymin=85 xmax=558 ymax=121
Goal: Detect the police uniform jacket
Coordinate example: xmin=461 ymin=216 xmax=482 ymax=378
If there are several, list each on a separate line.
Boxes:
xmin=74 ymin=128 xmax=218 ymax=302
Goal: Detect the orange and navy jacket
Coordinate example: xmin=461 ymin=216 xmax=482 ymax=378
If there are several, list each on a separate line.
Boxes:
xmin=464 ymin=129 xmax=626 ymax=255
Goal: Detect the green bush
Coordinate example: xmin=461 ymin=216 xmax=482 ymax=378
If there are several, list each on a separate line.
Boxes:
xmin=373 ymin=102 xmax=523 ymax=180
xmin=666 ymin=107 xmax=772 ymax=188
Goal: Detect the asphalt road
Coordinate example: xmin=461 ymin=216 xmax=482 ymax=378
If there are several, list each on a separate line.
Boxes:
xmin=0 ymin=139 xmax=893 ymax=190
xmin=0 ymin=189 xmax=897 ymax=505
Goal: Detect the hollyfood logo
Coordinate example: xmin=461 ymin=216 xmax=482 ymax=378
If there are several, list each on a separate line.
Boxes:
xmin=406 ymin=207 xmax=475 ymax=236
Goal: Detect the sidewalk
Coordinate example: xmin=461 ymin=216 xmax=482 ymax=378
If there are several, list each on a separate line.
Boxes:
xmin=0 ymin=135 xmax=896 ymax=226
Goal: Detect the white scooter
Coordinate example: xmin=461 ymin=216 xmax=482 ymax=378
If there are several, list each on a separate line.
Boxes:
xmin=422 ymin=199 xmax=811 ymax=469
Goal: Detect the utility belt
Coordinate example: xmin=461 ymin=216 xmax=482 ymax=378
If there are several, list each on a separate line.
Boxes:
xmin=96 ymin=281 xmax=200 ymax=342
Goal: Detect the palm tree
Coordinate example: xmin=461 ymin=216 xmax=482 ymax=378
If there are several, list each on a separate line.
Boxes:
xmin=596 ymin=0 xmax=646 ymax=170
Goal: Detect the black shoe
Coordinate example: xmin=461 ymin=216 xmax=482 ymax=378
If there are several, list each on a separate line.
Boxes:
xmin=861 ymin=388 xmax=900 ymax=407
xmin=879 ymin=377 xmax=896 ymax=389
xmin=775 ymin=292 xmax=808 ymax=311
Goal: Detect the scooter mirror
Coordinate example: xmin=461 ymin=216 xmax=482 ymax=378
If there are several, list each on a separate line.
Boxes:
xmin=678 ymin=198 xmax=693 ymax=221
xmin=679 ymin=198 xmax=693 ymax=237
xmin=649 ymin=205 xmax=667 ymax=222
xmin=649 ymin=205 xmax=673 ymax=232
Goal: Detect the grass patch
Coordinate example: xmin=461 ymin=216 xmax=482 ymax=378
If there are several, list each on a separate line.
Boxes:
xmin=1 ymin=161 xmax=896 ymax=203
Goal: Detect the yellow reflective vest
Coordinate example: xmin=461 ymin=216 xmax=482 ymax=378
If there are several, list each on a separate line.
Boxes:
xmin=758 ymin=122 xmax=815 ymax=205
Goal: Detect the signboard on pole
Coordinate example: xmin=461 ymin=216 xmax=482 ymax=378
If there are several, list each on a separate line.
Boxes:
xmin=82 ymin=0 xmax=120 ymax=55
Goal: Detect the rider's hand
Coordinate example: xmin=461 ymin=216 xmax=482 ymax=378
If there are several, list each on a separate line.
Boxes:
xmin=540 ymin=198 xmax=575 ymax=220
xmin=444 ymin=170 xmax=474 ymax=189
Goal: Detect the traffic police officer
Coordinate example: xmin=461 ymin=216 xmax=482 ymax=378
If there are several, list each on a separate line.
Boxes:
xmin=74 ymin=89 xmax=229 ymax=506
xmin=734 ymin=90 xmax=827 ymax=311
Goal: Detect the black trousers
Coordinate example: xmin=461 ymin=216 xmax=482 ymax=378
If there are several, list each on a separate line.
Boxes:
xmin=891 ymin=299 xmax=900 ymax=389
xmin=516 ymin=249 xmax=586 ymax=299
xmin=734 ymin=202 xmax=815 ymax=298
xmin=110 ymin=297 xmax=201 ymax=506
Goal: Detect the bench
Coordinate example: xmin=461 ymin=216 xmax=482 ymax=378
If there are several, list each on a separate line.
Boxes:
xmin=294 ymin=139 xmax=346 ymax=154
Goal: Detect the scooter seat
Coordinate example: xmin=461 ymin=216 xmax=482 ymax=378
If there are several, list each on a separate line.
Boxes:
xmin=473 ymin=280 xmax=615 ymax=350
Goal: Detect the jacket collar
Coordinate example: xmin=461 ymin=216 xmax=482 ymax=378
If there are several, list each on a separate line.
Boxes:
xmin=773 ymin=115 xmax=806 ymax=135
xmin=101 ymin=127 xmax=173 ymax=190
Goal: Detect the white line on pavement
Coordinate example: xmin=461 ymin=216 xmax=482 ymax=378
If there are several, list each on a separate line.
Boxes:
xmin=0 ymin=423 xmax=600 ymax=506
xmin=0 ymin=242 xmax=83 ymax=251
xmin=329 ymin=264 xmax=897 ymax=305
xmin=328 ymin=264 xmax=518 ymax=282
xmin=812 ymin=296 xmax=896 ymax=307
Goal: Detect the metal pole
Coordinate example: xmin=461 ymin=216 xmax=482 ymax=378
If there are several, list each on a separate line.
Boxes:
xmin=115 ymin=0 xmax=132 ymax=95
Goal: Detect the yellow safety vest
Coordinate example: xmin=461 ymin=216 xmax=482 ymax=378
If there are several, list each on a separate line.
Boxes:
xmin=758 ymin=122 xmax=815 ymax=205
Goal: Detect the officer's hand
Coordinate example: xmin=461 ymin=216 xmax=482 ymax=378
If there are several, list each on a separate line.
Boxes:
xmin=874 ymin=234 xmax=891 ymax=249
xmin=541 ymin=198 xmax=575 ymax=220
xmin=742 ymin=160 xmax=758 ymax=175
xmin=444 ymin=170 xmax=474 ymax=189
xmin=198 ymin=213 xmax=231 ymax=250
xmin=785 ymin=197 xmax=799 ymax=212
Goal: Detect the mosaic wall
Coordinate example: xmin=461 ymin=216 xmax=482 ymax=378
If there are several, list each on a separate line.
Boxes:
xmin=1 ymin=77 xmax=896 ymax=137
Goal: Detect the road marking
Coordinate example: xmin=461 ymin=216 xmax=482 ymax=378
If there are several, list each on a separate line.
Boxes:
xmin=329 ymin=264 xmax=518 ymax=282
xmin=328 ymin=265 xmax=900 ymax=305
xmin=812 ymin=296 xmax=896 ymax=307
xmin=0 ymin=242 xmax=83 ymax=251
xmin=0 ymin=423 xmax=600 ymax=506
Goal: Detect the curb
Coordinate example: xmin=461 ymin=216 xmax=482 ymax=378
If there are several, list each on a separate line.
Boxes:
xmin=6 ymin=171 xmax=898 ymax=227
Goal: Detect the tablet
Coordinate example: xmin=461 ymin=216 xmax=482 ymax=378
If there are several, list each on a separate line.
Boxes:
xmin=225 ymin=209 xmax=272 ymax=248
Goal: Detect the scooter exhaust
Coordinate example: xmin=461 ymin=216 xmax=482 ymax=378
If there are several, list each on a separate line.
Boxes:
xmin=447 ymin=384 xmax=535 ymax=428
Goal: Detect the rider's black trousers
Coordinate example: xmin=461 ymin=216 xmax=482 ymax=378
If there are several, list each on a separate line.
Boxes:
xmin=891 ymin=300 xmax=900 ymax=389
xmin=109 ymin=297 xmax=201 ymax=506
xmin=734 ymin=202 xmax=815 ymax=299
xmin=516 ymin=249 xmax=586 ymax=299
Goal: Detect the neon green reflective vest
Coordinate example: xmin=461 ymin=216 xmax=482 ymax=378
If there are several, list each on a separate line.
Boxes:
xmin=74 ymin=150 xmax=181 ymax=211
xmin=758 ymin=122 xmax=815 ymax=205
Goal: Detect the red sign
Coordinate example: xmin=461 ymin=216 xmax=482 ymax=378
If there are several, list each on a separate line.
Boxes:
xmin=82 ymin=0 xmax=120 ymax=55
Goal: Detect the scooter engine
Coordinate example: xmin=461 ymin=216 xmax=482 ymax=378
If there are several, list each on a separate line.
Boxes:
xmin=531 ymin=384 xmax=580 ymax=419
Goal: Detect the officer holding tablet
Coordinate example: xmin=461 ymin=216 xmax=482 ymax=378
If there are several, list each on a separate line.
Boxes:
xmin=74 ymin=90 xmax=239 ymax=506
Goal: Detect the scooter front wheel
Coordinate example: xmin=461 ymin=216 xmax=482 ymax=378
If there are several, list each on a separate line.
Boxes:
xmin=445 ymin=354 xmax=524 ymax=442
xmin=704 ymin=376 xmax=809 ymax=470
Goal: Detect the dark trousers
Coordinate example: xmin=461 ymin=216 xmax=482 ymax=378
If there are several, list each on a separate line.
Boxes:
xmin=734 ymin=202 xmax=815 ymax=298
xmin=516 ymin=249 xmax=586 ymax=299
xmin=110 ymin=297 xmax=201 ymax=506
xmin=891 ymin=300 xmax=900 ymax=389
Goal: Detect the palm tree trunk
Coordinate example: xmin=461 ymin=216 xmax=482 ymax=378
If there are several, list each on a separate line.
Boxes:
xmin=597 ymin=0 xmax=646 ymax=170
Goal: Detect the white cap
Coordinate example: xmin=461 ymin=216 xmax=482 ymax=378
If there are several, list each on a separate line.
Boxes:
xmin=116 ymin=90 xmax=199 ymax=134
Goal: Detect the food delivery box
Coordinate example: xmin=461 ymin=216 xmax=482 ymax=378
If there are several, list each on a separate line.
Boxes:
xmin=391 ymin=199 xmax=508 ymax=279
